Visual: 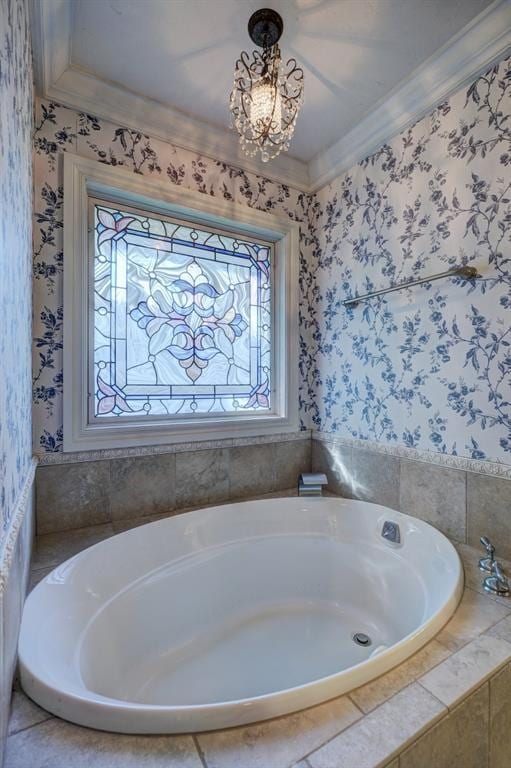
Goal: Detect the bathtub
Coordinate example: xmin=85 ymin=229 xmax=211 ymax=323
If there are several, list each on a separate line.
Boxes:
xmin=19 ymin=497 xmax=463 ymax=733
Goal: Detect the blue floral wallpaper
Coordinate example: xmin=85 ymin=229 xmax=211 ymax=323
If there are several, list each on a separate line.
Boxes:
xmin=0 ymin=0 xmax=33 ymax=539
xmin=33 ymin=54 xmax=511 ymax=468
xmin=307 ymin=55 xmax=511 ymax=464
xmin=32 ymin=101 xmax=314 ymax=453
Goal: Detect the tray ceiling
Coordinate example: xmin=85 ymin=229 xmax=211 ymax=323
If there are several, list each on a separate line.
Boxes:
xmin=32 ymin=0 xmax=511 ymax=189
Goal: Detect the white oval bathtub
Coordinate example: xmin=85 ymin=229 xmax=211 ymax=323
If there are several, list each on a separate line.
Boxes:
xmin=19 ymin=497 xmax=463 ymax=733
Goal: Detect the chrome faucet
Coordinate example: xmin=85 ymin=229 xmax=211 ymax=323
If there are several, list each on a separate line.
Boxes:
xmin=479 ymin=536 xmax=510 ymax=596
xmin=298 ymin=473 xmax=328 ymax=497
xmin=479 ymin=536 xmax=495 ymax=572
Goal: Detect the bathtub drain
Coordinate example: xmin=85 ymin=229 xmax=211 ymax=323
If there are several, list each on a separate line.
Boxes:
xmin=352 ymin=632 xmax=372 ymax=647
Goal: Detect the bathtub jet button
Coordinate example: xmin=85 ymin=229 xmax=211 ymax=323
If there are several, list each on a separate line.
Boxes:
xmin=353 ymin=632 xmax=372 ymax=647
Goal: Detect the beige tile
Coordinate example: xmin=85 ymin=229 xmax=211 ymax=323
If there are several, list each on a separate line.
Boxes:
xmin=486 ymin=613 xmax=511 ymax=643
xmin=176 ymin=449 xmax=229 ymax=508
xmin=311 ymin=440 xmax=352 ymax=498
xmin=400 ymin=683 xmax=489 ymax=768
xmin=36 ymin=461 xmax=111 ymax=534
xmin=419 ymin=634 xmax=511 ymax=708
xmin=197 ymin=696 xmax=361 ymax=768
xmin=467 ymin=472 xmax=511 ymax=561
xmin=32 ymin=523 xmax=114 ymax=570
xmin=4 ymin=717 xmax=203 ymax=768
xmin=350 ymin=640 xmax=451 ymax=713
xmin=109 ymin=453 xmax=175 ymax=521
xmin=273 ymin=439 xmax=311 ymax=491
xmin=8 ymin=691 xmax=52 ymax=735
xmin=399 ymin=460 xmax=466 ymax=542
xmin=490 ymin=662 xmax=511 ymax=768
xmin=307 ymin=684 xmax=445 ymax=768
xmin=351 ymin=448 xmax=400 ymax=510
xmin=229 ymin=443 xmax=275 ymax=499
xmin=436 ymin=587 xmax=510 ymax=651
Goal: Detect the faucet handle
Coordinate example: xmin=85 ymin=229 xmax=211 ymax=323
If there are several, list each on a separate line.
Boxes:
xmin=483 ymin=560 xmax=510 ymax=596
xmin=479 ymin=536 xmax=495 ymax=573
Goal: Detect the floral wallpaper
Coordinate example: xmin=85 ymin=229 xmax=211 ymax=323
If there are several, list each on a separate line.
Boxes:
xmin=32 ymin=100 xmax=315 ymax=452
xmin=33 ymin=54 xmax=511 ymax=467
xmin=308 ymin=55 xmax=511 ymax=464
xmin=0 ymin=0 xmax=33 ymax=539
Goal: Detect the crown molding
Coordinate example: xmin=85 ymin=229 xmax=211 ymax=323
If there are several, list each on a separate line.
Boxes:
xmin=31 ymin=0 xmax=511 ymax=195
xmin=30 ymin=1 xmax=311 ymax=192
xmin=308 ymin=0 xmax=511 ymax=191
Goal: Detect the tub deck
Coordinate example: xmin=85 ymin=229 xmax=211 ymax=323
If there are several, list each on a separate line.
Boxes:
xmin=6 ymin=512 xmax=511 ymax=768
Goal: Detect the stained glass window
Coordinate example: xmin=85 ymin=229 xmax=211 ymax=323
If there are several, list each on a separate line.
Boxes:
xmin=91 ymin=201 xmax=272 ymax=419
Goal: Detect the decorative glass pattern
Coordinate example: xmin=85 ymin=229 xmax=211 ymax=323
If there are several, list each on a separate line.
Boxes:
xmin=92 ymin=202 xmax=272 ymax=418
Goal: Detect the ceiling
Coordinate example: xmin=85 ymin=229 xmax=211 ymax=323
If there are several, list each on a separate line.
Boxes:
xmin=32 ymin=0 xmax=511 ymax=189
xmin=70 ymin=0 xmax=493 ymax=162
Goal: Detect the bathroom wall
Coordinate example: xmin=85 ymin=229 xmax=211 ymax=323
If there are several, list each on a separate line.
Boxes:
xmin=32 ymin=56 xmax=511 ymax=550
xmin=309 ymin=54 xmax=511 ymax=556
xmin=32 ymin=97 xmax=314 ymax=532
xmin=0 ymin=0 xmax=35 ymax=758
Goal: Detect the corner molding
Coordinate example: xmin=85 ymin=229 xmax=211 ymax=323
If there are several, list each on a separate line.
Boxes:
xmin=31 ymin=0 xmax=511 ymax=194
xmin=0 ymin=459 xmax=37 ymax=594
xmin=308 ymin=0 xmax=511 ymax=191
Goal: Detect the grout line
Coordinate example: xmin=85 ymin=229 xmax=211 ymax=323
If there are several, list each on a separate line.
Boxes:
xmin=192 ymin=735 xmax=209 ymax=768
xmin=8 ymin=714 xmax=54 ymax=738
xmin=300 ymin=683 xmax=434 ymax=764
xmin=346 ymin=693 xmax=364 ymax=715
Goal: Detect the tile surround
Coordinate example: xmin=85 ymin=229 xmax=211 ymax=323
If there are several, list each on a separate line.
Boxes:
xmin=109 ymin=453 xmax=176 ymax=521
xmin=307 ymin=683 xmax=446 ymax=768
xmin=467 ymin=471 xmax=511 ymax=560
xmin=489 ymin=662 xmax=511 ymax=768
xmin=435 ymin=588 xmax=510 ymax=651
xmin=311 ymin=440 xmax=352 ymax=498
xmin=36 ymin=461 xmax=111 ymax=534
xmin=196 ymin=696 xmax=360 ymax=768
xmin=399 ymin=460 xmax=466 ymax=542
xmin=351 ymin=447 xmax=401 ymax=509
xmin=4 ymin=718 xmax=203 ymax=768
xmin=350 ymin=639 xmax=451 ymax=714
xmin=34 ymin=431 xmax=511 ymax=560
xmin=312 ymin=435 xmax=511 ymax=554
xmin=419 ymin=634 xmax=511 ymax=708
xmin=400 ymin=684 xmax=490 ymax=768
xmin=175 ymin=449 xmax=230 ymax=508
xmin=35 ymin=438 xmax=311 ymax=534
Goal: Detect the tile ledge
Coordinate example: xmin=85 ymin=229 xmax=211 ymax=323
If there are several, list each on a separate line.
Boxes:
xmin=36 ymin=430 xmax=312 ymax=465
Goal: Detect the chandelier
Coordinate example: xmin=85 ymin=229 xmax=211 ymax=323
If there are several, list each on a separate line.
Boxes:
xmin=229 ymin=8 xmax=304 ymax=163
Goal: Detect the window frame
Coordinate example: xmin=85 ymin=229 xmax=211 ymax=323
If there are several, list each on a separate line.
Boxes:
xmin=63 ymin=153 xmax=299 ymax=452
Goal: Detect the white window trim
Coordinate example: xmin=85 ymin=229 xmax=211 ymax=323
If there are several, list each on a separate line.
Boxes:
xmin=63 ymin=152 xmax=299 ymax=452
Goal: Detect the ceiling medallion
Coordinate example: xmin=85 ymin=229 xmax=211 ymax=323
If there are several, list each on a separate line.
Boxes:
xmin=229 ymin=8 xmax=304 ymax=163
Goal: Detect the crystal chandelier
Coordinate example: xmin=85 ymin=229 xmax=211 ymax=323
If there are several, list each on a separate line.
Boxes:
xmin=230 ymin=8 xmax=304 ymax=163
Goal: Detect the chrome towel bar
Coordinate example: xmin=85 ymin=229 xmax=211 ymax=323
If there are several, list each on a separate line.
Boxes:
xmin=343 ymin=265 xmax=479 ymax=307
